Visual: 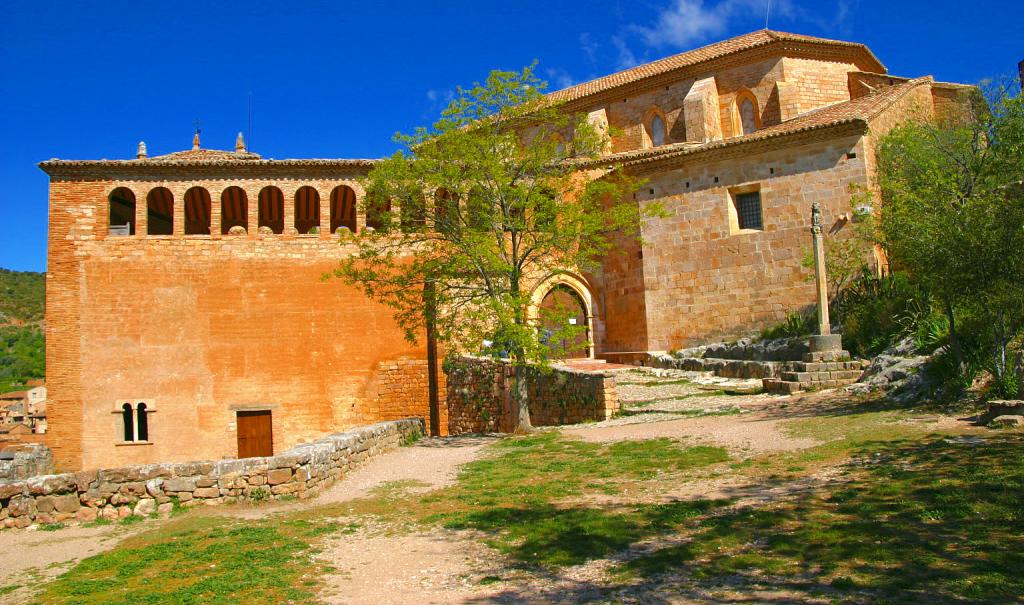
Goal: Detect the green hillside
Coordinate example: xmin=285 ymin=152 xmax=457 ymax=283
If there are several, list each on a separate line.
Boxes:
xmin=0 ymin=269 xmax=45 ymax=393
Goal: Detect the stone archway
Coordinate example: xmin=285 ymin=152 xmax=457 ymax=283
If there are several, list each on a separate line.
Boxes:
xmin=529 ymin=273 xmax=595 ymax=359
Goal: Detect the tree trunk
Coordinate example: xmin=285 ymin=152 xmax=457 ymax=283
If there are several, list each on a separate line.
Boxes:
xmin=944 ymin=298 xmax=962 ymax=367
xmin=511 ymin=364 xmax=534 ymax=434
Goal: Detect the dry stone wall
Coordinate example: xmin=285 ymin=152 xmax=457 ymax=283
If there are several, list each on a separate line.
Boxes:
xmin=0 ymin=444 xmax=53 ymax=481
xmin=0 ymin=419 xmax=422 ymax=529
xmin=445 ymin=356 xmax=618 ymax=435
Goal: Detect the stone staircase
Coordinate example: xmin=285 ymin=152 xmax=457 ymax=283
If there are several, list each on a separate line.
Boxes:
xmin=762 ymin=349 xmax=867 ymax=394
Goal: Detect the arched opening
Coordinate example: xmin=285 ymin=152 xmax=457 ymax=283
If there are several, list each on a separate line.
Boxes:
xmin=184 ymin=187 xmax=212 ymax=235
xmin=434 ymin=188 xmax=458 ymax=233
xmin=643 ymin=108 xmax=668 ymax=149
xmin=400 ymin=192 xmax=427 ymax=232
xmin=539 ymin=284 xmax=590 ymax=359
xmin=330 ymin=185 xmax=357 ymax=233
xmin=136 ymin=402 xmax=149 ymax=441
xmin=294 ymin=186 xmax=320 ymax=234
xmin=736 ymin=91 xmax=760 ymax=135
xmin=146 ymin=187 xmax=174 ymax=235
xmin=258 ymin=186 xmax=284 ymax=234
xmin=121 ymin=403 xmax=134 ymax=442
xmin=108 ymin=187 xmax=136 ymax=236
xmin=366 ymin=194 xmax=392 ymax=231
xmin=221 ymin=186 xmax=248 ymax=234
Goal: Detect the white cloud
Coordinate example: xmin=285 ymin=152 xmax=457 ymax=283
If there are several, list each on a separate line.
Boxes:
xmin=612 ymin=35 xmax=639 ymax=69
xmin=629 ymin=0 xmax=799 ymax=49
xmin=545 ymin=67 xmax=577 ymax=90
xmin=579 ymin=32 xmax=600 ymax=64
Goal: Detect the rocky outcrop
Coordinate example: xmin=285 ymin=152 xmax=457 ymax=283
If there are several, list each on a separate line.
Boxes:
xmin=0 ymin=419 xmax=423 ymax=530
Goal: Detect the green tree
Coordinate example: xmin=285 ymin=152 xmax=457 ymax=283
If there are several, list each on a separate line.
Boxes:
xmin=876 ymin=84 xmax=1024 ymax=394
xmin=332 ymin=66 xmax=648 ymax=432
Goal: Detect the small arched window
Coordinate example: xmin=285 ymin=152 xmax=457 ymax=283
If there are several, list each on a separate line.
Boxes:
xmin=121 ymin=403 xmax=134 ymax=442
xmin=136 ymin=403 xmax=149 ymax=441
xmin=108 ymin=187 xmax=136 ymax=236
xmin=365 ymin=195 xmax=392 ymax=231
xmin=184 ymin=187 xmax=212 ymax=235
xmin=221 ymin=187 xmax=248 ymax=234
xmin=650 ymin=114 xmax=666 ymax=147
xmin=258 ymin=186 xmax=285 ymax=234
xmin=146 ymin=187 xmax=174 ymax=235
xmin=330 ymin=186 xmax=357 ymax=234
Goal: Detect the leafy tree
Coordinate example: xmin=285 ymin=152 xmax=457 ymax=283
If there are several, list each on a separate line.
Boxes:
xmin=0 ymin=269 xmax=45 ymax=393
xmin=332 ymin=66 xmax=648 ymax=432
xmin=875 ymin=83 xmax=1024 ymax=395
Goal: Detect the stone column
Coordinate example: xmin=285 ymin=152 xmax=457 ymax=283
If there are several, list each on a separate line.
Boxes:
xmin=809 ymin=202 xmax=841 ymax=352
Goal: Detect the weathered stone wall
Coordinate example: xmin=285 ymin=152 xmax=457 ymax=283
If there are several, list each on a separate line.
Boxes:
xmin=623 ymin=133 xmax=869 ymax=351
xmin=0 ymin=419 xmax=422 ymax=529
xmin=445 ymin=356 xmax=618 ymax=435
xmin=0 ymin=444 xmax=53 ymax=481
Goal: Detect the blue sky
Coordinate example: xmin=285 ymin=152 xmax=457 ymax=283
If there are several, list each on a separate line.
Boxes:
xmin=1 ymin=0 xmax=1020 ymax=272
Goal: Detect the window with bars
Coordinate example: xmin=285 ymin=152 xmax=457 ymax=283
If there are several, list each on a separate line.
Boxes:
xmin=735 ymin=191 xmax=763 ymax=230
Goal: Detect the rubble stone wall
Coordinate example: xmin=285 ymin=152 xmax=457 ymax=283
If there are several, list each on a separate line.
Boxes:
xmin=0 ymin=444 xmax=53 ymax=481
xmin=0 ymin=419 xmax=422 ymax=529
xmin=446 ymin=356 xmax=618 ymax=435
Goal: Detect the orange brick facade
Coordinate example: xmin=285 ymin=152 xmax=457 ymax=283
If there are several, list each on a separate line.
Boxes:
xmin=41 ymin=30 xmax=970 ymax=471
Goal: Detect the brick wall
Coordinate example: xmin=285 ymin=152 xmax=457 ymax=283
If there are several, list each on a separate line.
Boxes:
xmin=46 ymin=174 xmax=436 ymax=471
xmin=445 ymin=356 xmax=618 ymax=434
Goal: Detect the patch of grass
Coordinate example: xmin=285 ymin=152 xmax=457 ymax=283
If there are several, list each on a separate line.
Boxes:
xmin=39 ymin=522 xmax=65 ymax=531
xmin=83 ymin=518 xmax=113 ymax=528
xmin=38 ymin=515 xmax=331 ymax=604
xmin=401 ymin=431 xmax=422 ymax=446
xmin=0 ymin=584 xmax=19 ymax=596
xmin=118 ymin=514 xmax=144 ymax=526
xmin=614 ymin=435 xmax=1024 ymax=603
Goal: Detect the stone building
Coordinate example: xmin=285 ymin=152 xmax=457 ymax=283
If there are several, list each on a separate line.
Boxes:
xmin=40 ymin=30 xmax=970 ymax=471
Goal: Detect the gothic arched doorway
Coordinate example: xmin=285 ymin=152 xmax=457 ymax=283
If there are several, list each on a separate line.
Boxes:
xmin=539 ymin=284 xmax=590 ymax=359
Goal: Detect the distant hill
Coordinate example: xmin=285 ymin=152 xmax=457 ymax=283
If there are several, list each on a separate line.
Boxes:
xmin=0 ymin=269 xmax=45 ymax=392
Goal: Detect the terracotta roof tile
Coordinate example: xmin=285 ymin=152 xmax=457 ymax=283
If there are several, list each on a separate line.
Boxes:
xmin=149 ymin=148 xmax=262 ymax=162
xmin=548 ymin=30 xmax=884 ymax=105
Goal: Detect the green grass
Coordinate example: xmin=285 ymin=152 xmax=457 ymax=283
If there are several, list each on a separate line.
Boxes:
xmin=613 ymin=435 xmax=1024 ymax=603
xmin=38 ymin=523 xmax=65 ymax=532
xmin=0 ymin=584 xmax=20 ymax=596
xmin=365 ymin=432 xmax=730 ymax=568
xmin=37 ymin=515 xmax=339 ymax=604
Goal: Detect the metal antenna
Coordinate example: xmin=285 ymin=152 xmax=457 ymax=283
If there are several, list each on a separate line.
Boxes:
xmin=247 ymin=91 xmax=253 ymax=152
xmin=765 ymin=0 xmax=771 ymax=29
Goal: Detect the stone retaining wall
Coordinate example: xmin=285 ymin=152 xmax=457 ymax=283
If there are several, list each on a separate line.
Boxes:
xmin=649 ymin=354 xmax=783 ymax=379
xmin=0 ymin=419 xmax=423 ymax=529
xmin=446 ymin=356 xmax=618 ymax=435
xmin=0 ymin=444 xmax=53 ymax=481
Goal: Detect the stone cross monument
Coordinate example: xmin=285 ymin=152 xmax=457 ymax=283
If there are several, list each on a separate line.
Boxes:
xmin=809 ymin=202 xmax=842 ymax=353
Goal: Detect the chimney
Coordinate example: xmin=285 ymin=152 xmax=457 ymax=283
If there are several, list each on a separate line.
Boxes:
xmin=136 ymin=141 xmax=147 ymax=159
xmin=236 ymin=131 xmax=246 ymax=153
xmin=192 ymin=131 xmax=201 ymax=151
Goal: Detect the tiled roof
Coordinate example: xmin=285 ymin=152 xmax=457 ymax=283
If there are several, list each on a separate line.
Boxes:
xmin=548 ymin=29 xmax=885 ymax=105
xmin=598 ymin=78 xmax=932 ymax=170
xmin=0 ymin=391 xmax=27 ymax=400
xmin=149 ymin=148 xmax=262 ymax=161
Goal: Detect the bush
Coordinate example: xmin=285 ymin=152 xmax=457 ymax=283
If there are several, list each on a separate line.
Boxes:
xmin=832 ymin=271 xmax=927 ymax=357
xmin=759 ymin=310 xmax=815 ymax=341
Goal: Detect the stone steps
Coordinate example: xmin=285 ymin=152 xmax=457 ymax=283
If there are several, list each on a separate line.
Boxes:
xmin=763 ymin=353 xmax=868 ymax=394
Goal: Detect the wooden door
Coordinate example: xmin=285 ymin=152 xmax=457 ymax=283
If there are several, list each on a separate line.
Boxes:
xmin=237 ymin=410 xmax=273 ymax=458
